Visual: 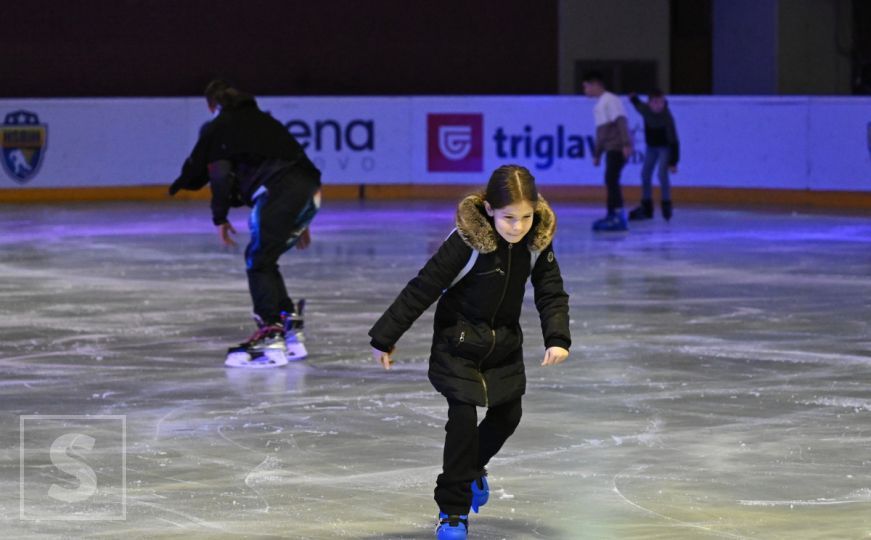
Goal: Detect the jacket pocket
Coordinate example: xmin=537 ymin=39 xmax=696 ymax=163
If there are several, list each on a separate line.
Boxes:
xmin=475 ymin=267 xmax=505 ymax=277
xmin=452 ymin=319 xmax=495 ymax=361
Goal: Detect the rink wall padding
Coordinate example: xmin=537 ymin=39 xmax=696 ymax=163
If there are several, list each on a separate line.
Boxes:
xmin=3 ymin=184 xmax=871 ymax=212
xmin=0 ymin=96 xmax=869 ymax=209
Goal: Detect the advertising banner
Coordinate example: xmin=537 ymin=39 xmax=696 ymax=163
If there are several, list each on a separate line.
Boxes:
xmin=1 ymin=96 xmax=868 ymax=192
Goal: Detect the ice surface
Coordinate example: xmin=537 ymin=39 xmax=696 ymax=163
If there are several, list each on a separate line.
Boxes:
xmin=1 ymin=200 xmax=870 ymax=538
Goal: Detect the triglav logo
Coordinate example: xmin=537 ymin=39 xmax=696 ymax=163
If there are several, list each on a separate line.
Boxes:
xmin=1 ymin=110 xmax=47 ymax=184
xmin=440 ymin=125 xmax=473 ymax=160
xmin=427 ymin=114 xmax=483 ymax=172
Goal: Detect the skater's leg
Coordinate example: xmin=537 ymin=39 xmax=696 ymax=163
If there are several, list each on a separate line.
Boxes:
xmin=476 ymin=398 xmax=522 ymax=470
xmin=246 ymin=177 xmax=320 ymax=323
xmin=435 ymin=400 xmax=478 ymax=516
xmin=658 ymin=147 xmax=672 ymax=203
xmin=593 ymin=151 xmax=629 ymax=230
xmin=640 ymin=147 xmax=657 ymax=202
xmin=604 ymin=150 xmax=626 ymax=213
xmin=246 ymin=195 xmax=290 ymax=324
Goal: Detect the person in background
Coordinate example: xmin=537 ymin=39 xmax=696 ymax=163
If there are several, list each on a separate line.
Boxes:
xmin=582 ymin=71 xmax=634 ymax=232
xmin=169 ymin=79 xmax=321 ymax=367
xmin=628 ymin=89 xmax=679 ymax=221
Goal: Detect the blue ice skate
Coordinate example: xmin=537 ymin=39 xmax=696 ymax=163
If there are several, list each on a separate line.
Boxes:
xmin=592 ymin=209 xmax=628 ymax=232
xmin=436 ymin=513 xmax=468 ymax=540
xmin=471 ymin=473 xmax=489 ymax=513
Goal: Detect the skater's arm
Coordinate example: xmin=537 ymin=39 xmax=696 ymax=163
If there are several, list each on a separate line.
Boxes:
xmin=208 ymin=160 xmax=236 ymax=227
xmin=629 ymin=94 xmax=649 ymax=115
xmin=531 ymin=243 xmax=571 ymax=356
xmin=541 ymin=346 xmax=569 ymax=366
xmin=615 ymin=116 xmax=633 ymax=159
xmin=169 ymin=135 xmax=212 ymax=195
xmin=369 ymin=232 xmax=472 ymax=355
xmin=372 ymin=347 xmax=394 ymax=370
xmin=666 ymin=111 xmax=680 ymax=169
xmin=169 ymin=120 xmax=222 ymax=195
xmin=217 ymin=221 xmax=237 ymax=247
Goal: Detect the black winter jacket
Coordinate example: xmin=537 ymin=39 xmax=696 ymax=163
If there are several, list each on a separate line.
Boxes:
xmin=629 ymin=95 xmax=680 ymax=166
xmin=369 ymin=195 xmax=571 ymax=407
xmin=169 ymin=96 xmax=319 ymax=225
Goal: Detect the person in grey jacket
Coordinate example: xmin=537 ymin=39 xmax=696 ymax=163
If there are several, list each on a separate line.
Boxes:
xmin=629 ymin=90 xmax=680 ymax=221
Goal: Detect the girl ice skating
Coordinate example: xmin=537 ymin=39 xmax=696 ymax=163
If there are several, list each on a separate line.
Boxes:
xmin=369 ymin=165 xmax=571 ymax=539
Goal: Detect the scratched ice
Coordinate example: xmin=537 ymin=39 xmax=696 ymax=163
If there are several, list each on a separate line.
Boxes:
xmin=1 ymin=200 xmax=870 ymax=538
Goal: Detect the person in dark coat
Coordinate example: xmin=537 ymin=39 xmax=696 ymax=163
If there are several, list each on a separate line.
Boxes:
xmin=169 ymin=80 xmax=321 ymax=366
xmin=628 ymin=89 xmax=680 ymax=221
xmin=369 ymin=165 xmax=571 ymax=539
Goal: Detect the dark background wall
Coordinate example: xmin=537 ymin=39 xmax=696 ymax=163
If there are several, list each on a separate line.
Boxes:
xmin=1 ymin=0 xmax=558 ymax=97
xmin=3 ymin=0 xmax=870 ymax=98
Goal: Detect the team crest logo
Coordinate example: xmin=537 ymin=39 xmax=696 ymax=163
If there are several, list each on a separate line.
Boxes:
xmin=427 ymin=114 xmax=483 ymax=172
xmin=1 ymin=110 xmax=47 ymax=184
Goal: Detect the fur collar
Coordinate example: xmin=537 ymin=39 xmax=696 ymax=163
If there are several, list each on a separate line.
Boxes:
xmin=455 ymin=193 xmax=556 ymax=253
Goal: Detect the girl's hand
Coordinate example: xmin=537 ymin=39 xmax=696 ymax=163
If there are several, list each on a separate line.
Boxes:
xmin=373 ymin=348 xmax=393 ymax=370
xmin=541 ymin=346 xmax=569 ymax=366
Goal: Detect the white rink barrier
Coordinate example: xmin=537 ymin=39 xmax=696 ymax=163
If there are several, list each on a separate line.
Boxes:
xmin=0 ymin=96 xmax=869 ymax=192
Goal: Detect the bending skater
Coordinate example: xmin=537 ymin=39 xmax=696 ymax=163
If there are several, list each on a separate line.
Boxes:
xmin=369 ymin=165 xmax=571 ymax=539
xmin=169 ymin=79 xmax=321 ymax=366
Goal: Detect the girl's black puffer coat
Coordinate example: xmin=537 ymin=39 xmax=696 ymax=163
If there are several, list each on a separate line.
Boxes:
xmin=369 ymin=194 xmax=571 ymax=407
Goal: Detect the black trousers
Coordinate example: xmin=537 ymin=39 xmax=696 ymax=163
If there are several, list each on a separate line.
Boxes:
xmin=245 ymin=168 xmax=320 ymax=325
xmin=604 ymin=150 xmax=627 ymax=212
xmin=435 ymin=398 xmax=523 ymax=515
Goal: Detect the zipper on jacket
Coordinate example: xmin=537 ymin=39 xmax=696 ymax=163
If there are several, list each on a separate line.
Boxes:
xmin=477 ymin=371 xmax=489 ymax=408
xmin=490 ymin=244 xmax=513 ymax=328
xmin=476 ymin=268 xmax=505 ymax=277
xmin=477 ymin=243 xmax=512 ymax=407
xmin=483 ymin=329 xmax=496 ymax=361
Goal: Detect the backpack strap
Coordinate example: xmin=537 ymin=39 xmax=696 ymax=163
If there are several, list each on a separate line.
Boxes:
xmin=443 ymin=228 xmax=478 ymax=290
xmin=449 ymin=250 xmax=479 ymax=288
xmin=445 ymin=227 xmax=542 ymax=290
xmin=530 ymin=249 xmax=541 ymax=269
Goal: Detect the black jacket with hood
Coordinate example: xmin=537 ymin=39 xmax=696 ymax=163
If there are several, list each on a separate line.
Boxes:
xmin=168 ymin=95 xmax=319 ymax=225
xmin=369 ymin=194 xmax=571 ymax=407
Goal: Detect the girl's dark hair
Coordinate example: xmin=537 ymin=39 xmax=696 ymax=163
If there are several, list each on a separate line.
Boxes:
xmin=204 ymin=79 xmax=252 ymax=109
xmin=484 ymin=165 xmax=538 ymax=209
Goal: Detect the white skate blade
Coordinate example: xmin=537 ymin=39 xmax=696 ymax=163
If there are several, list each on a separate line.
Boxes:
xmin=285 ymin=341 xmax=308 ymax=361
xmin=225 ymin=349 xmax=289 ymax=369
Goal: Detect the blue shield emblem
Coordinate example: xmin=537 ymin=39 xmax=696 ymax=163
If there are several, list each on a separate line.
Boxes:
xmin=1 ymin=110 xmax=47 ymax=184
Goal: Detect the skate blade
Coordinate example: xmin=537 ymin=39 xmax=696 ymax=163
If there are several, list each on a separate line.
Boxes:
xmin=285 ymin=341 xmax=308 ymax=361
xmin=225 ymin=349 xmax=289 ymax=369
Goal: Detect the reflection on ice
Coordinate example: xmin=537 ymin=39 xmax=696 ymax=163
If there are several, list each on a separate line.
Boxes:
xmin=0 ymin=201 xmax=869 ymax=538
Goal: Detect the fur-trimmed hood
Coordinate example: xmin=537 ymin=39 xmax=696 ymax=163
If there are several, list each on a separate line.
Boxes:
xmin=455 ymin=193 xmax=556 ymax=254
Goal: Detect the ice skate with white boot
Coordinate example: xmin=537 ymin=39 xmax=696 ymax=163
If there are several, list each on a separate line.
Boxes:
xmin=225 ymin=316 xmax=288 ymax=368
xmin=282 ymin=298 xmax=308 ymax=361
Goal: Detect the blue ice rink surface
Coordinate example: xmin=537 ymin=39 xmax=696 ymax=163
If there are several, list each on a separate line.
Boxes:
xmin=1 ymin=200 xmax=870 ymax=538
